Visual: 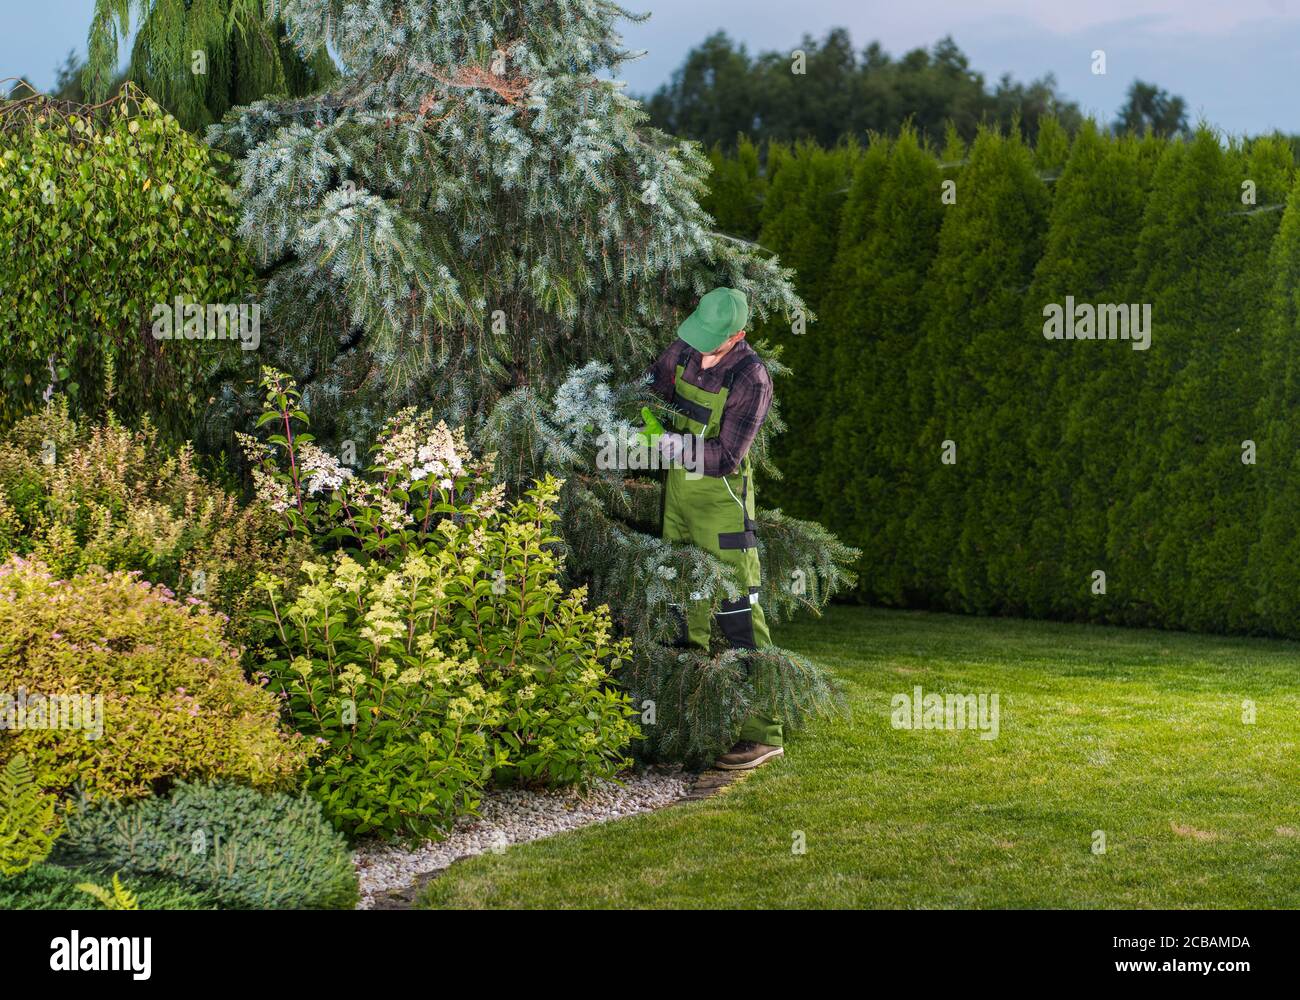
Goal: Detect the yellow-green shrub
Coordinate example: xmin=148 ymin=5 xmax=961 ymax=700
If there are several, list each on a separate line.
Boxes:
xmin=0 ymin=558 xmax=310 ymax=801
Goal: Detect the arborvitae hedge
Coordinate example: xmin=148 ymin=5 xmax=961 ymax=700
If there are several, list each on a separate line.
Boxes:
xmin=1251 ymin=166 xmax=1300 ymax=631
xmin=821 ymin=129 xmax=937 ymax=603
xmin=817 ymin=136 xmax=891 ymax=533
xmin=1172 ymin=136 xmax=1291 ymax=632
xmin=1107 ymin=129 xmax=1243 ymax=627
xmin=700 ymin=135 xmax=764 ymax=242
xmin=701 ymin=122 xmax=1300 ymax=638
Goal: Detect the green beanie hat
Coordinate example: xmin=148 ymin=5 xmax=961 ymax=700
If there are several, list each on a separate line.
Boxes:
xmin=677 ymin=287 xmax=750 ymax=353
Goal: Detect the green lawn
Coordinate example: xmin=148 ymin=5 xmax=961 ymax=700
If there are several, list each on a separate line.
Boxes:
xmin=420 ymin=606 xmax=1300 ymax=908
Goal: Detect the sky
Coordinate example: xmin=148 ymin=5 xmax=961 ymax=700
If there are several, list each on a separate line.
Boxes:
xmin=3 ymin=0 xmax=1298 ymax=134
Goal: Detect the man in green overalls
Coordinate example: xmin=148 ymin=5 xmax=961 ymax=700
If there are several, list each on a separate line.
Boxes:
xmin=647 ymin=287 xmax=783 ymax=770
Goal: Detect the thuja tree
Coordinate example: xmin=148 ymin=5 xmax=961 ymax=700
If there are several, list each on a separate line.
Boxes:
xmin=1174 ymin=135 xmax=1291 ymax=632
xmin=209 ymin=0 xmax=856 ymax=766
xmin=85 ymin=1 xmax=337 ymax=132
xmin=750 ymin=139 xmax=858 ymax=524
xmin=1032 ymin=115 xmax=1070 ymax=178
xmin=822 ymin=128 xmax=941 ymax=605
xmin=1022 ymin=123 xmax=1153 ymax=620
xmin=908 ymin=127 xmax=1049 ymax=611
xmin=1252 ymin=167 xmax=1300 ymax=631
xmin=1106 ymin=129 xmax=1244 ymax=627
xmin=941 ymin=128 xmax=1050 ymax=614
xmin=814 ymin=135 xmax=890 ymax=568
xmin=699 ymin=135 xmax=764 ymax=242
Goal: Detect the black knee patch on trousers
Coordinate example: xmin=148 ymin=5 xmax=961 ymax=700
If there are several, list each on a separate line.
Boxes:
xmin=717 ymin=596 xmax=756 ymax=649
xmin=668 ymin=604 xmax=690 ymax=648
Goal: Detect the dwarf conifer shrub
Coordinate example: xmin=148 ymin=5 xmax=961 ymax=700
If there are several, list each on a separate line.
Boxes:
xmin=55 ymin=781 xmax=358 ymax=910
xmin=0 ymin=863 xmax=216 ymax=910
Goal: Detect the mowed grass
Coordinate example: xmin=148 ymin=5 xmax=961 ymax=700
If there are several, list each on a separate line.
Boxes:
xmin=420 ymin=606 xmax=1300 ymax=908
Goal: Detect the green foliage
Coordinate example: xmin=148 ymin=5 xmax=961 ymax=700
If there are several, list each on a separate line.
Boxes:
xmin=1023 ymin=123 xmax=1155 ymax=618
xmin=76 ymin=872 xmax=139 ymax=910
xmin=910 ymin=127 xmax=1051 ymax=612
xmin=1253 ymin=170 xmax=1300 ymax=630
xmin=247 ymin=372 xmax=639 ymax=838
xmin=55 ymin=782 xmax=358 ymax=909
xmin=0 ymin=754 xmax=62 ymax=876
xmin=1105 ymin=129 xmax=1252 ymax=628
xmin=1033 ymin=116 xmax=1071 ymax=175
xmin=0 ymin=862 xmax=216 ymax=909
xmin=0 ymin=558 xmax=310 ymax=801
xmin=629 ymin=641 xmax=840 ymax=769
xmin=0 ymin=402 xmax=309 ymax=648
xmin=85 ymin=1 xmax=337 ymax=131
xmin=645 ymin=30 xmax=1087 ymax=150
xmin=260 ymin=556 xmax=495 ymax=840
xmin=700 ymin=135 xmax=764 ymax=242
xmin=820 ymin=127 xmax=944 ymax=604
xmin=0 ymin=86 xmax=253 ymax=433
xmin=753 ymin=140 xmax=860 ymax=523
xmin=1108 ymin=132 xmax=1291 ymax=632
xmin=811 ymin=135 xmax=891 ymax=528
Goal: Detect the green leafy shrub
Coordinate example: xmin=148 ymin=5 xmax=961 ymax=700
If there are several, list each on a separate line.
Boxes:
xmin=0 ymin=863 xmax=215 ymax=910
xmin=0 ymin=402 xmax=309 ymax=648
xmin=248 ymin=370 xmax=640 ymax=840
xmin=260 ymin=557 xmax=495 ymax=839
xmin=0 ymin=557 xmax=310 ymax=801
xmin=0 ymin=754 xmax=62 ymax=876
xmin=55 ymin=782 xmax=358 ymax=910
xmin=0 ymin=85 xmax=254 ymax=433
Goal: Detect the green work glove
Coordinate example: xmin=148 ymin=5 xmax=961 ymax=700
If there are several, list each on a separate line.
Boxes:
xmin=634 ymin=406 xmax=665 ymax=447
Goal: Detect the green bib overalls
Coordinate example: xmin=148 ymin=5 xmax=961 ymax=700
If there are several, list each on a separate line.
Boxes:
xmin=661 ymin=353 xmax=783 ymax=747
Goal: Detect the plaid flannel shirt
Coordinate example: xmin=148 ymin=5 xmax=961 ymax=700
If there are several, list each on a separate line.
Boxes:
xmin=647 ymin=338 xmax=773 ymax=477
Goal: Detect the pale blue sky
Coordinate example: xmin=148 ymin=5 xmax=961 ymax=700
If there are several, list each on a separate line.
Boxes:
xmin=4 ymin=1 xmax=1298 ymax=134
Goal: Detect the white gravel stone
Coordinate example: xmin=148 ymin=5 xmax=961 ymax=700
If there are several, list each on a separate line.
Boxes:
xmin=352 ymin=769 xmax=691 ymax=908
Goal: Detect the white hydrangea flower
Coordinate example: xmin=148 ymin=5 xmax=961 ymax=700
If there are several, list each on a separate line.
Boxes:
xmin=375 ymin=495 xmax=407 ymax=532
xmin=251 ymin=468 xmax=293 ymax=513
xmin=298 ymin=442 xmax=354 ymax=495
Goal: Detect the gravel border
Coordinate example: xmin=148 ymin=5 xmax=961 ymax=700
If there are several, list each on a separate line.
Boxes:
xmin=353 ymin=769 xmax=692 ymax=908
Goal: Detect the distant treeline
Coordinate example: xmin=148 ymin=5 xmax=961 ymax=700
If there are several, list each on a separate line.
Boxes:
xmin=644 ymin=29 xmax=1195 ymax=151
xmin=708 ymin=123 xmax=1300 ymax=636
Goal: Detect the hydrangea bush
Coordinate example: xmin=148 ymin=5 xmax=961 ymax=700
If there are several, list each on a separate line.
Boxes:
xmin=245 ymin=369 xmax=640 ymax=840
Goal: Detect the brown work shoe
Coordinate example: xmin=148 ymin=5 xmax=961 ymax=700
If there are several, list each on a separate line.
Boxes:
xmin=713 ymin=740 xmax=784 ymax=770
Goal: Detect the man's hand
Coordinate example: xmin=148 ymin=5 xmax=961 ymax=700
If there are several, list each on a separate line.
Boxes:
xmin=657 ymin=432 xmax=687 ymax=465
